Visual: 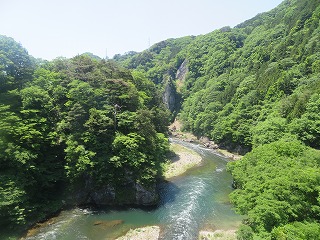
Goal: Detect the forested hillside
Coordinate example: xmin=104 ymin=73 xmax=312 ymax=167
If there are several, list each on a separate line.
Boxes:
xmin=116 ymin=0 xmax=320 ymax=153
xmin=0 ymin=36 xmax=169 ymax=237
xmin=2 ymin=0 xmax=320 ymax=238
xmin=115 ymin=0 xmax=320 ymax=238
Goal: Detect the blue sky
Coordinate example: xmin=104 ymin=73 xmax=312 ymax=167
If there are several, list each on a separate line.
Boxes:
xmin=1 ymin=0 xmax=284 ymax=60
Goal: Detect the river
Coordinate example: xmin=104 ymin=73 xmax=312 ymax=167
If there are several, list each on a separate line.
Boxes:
xmin=25 ymin=139 xmax=242 ymax=240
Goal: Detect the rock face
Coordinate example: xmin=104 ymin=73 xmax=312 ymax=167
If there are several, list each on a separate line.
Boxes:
xmin=162 ymin=59 xmax=188 ymax=113
xmin=135 ymin=183 xmax=158 ymax=205
xmin=176 ymin=59 xmax=188 ymax=82
xmin=66 ymin=176 xmax=158 ymax=206
xmin=162 ymin=77 xmax=177 ymax=112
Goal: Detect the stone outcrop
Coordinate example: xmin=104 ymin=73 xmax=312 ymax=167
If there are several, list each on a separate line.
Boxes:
xmin=162 ymin=59 xmax=188 ymax=113
xmin=66 ymin=176 xmax=158 ymax=207
xmin=203 ymin=141 xmax=219 ymax=149
xmin=176 ymin=59 xmax=188 ymax=82
xmin=162 ymin=77 xmax=177 ymax=112
xmin=199 ymin=136 xmax=219 ymax=149
xmin=135 ymin=183 xmax=158 ymax=205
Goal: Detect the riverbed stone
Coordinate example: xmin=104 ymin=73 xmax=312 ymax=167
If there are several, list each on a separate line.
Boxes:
xmin=93 ymin=220 xmax=124 ymax=228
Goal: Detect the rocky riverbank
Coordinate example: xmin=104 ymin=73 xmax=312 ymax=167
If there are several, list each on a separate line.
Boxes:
xmin=115 ymin=226 xmax=238 ymax=240
xmin=116 ymin=226 xmax=160 ymax=240
xmin=169 ymin=120 xmax=242 ymax=160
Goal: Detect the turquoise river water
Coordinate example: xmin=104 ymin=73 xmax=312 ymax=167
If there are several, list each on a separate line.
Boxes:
xmin=25 ymin=139 xmax=242 ymax=240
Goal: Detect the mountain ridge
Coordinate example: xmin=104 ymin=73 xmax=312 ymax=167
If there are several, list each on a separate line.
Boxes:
xmin=114 ymin=0 xmax=320 ymax=152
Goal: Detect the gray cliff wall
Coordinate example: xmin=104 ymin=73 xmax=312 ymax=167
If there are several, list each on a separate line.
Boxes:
xmin=66 ymin=177 xmax=158 ymax=207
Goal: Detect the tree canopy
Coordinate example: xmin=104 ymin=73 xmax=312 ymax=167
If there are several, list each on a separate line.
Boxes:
xmin=0 ymin=37 xmax=169 ymax=238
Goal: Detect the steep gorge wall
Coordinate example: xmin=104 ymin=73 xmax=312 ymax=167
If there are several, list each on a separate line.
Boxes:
xmin=163 ymin=59 xmax=188 ymax=113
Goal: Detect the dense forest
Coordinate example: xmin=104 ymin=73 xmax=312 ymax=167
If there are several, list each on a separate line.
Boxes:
xmin=114 ymin=0 xmax=320 ymax=238
xmin=0 ymin=36 xmax=170 ymax=238
xmin=2 ymin=0 xmax=320 ymax=238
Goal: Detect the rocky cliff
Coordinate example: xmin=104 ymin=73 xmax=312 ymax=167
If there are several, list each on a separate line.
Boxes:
xmin=162 ymin=76 xmax=177 ymax=112
xmin=175 ymin=59 xmax=188 ymax=82
xmin=66 ymin=176 xmax=158 ymax=207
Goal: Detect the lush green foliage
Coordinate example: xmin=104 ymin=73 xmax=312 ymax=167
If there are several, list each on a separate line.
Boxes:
xmin=179 ymin=0 xmax=320 ymax=153
xmin=0 ymin=36 xmax=34 ymax=93
xmin=115 ymin=0 xmax=320 ymax=154
xmin=0 ymin=36 xmax=169 ymax=236
xmin=114 ymin=0 xmax=320 ymax=238
xmin=114 ymin=36 xmax=194 ymax=85
xmin=228 ymin=140 xmax=320 ymax=239
xmin=114 ymin=37 xmax=194 ymax=117
xmin=2 ymin=0 xmax=320 ymax=238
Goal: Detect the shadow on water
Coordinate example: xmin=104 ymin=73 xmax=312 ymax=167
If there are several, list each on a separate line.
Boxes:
xmin=157 ymin=180 xmax=180 ymax=206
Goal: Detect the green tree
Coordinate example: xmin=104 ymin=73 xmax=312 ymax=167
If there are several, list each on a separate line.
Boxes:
xmin=290 ymin=93 xmax=320 ymax=148
xmin=228 ymin=140 xmax=320 ymax=237
xmin=0 ymin=35 xmax=34 ymax=92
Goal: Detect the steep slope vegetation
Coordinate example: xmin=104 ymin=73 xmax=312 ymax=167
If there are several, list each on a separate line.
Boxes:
xmin=115 ymin=0 xmax=320 ymax=153
xmin=115 ymin=36 xmax=195 ymax=117
xmin=181 ymin=0 xmax=320 ymax=153
xmin=115 ymin=0 xmax=320 ymax=238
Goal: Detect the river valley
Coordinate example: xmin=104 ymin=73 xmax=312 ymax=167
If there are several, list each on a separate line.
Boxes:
xmin=24 ymin=139 xmax=242 ymax=240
